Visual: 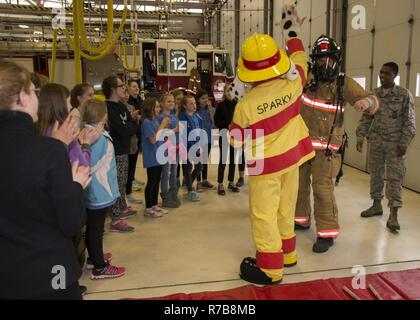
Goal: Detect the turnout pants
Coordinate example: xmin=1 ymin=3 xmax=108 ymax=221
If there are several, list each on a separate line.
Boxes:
xmin=369 ymin=139 xmax=406 ymax=208
xmin=249 ymin=167 xmax=298 ymax=281
xmin=295 ymin=151 xmax=341 ymax=238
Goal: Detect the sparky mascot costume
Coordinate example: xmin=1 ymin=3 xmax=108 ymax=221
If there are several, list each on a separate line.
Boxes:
xmin=294 ymin=35 xmax=380 ymax=253
xmin=230 ymin=5 xmax=315 ymax=285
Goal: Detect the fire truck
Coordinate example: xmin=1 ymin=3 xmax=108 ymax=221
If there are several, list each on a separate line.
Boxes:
xmin=138 ymin=39 xmax=234 ymax=102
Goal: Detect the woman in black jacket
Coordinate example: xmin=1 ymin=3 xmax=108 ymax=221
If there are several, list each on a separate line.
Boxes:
xmin=214 ymin=84 xmax=245 ymax=196
xmin=0 ymin=60 xmax=90 ymax=300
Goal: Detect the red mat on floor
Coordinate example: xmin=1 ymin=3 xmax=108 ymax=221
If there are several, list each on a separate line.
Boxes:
xmin=126 ymin=268 xmax=420 ymax=300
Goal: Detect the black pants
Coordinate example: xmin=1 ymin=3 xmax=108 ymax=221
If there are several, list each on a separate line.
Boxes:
xmin=145 ymin=165 xmax=163 ymax=208
xmin=182 ymin=161 xmax=202 ymax=192
xmin=85 ymin=207 xmax=109 ymax=270
xmin=35 ymin=282 xmax=82 ymax=300
xmin=218 ymin=136 xmax=245 ymax=183
xmin=198 ymin=143 xmax=212 ymax=182
xmin=126 ymin=152 xmax=139 ymax=195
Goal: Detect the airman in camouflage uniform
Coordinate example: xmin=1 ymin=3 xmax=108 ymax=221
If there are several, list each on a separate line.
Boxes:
xmin=356 ymin=62 xmax=416 ymax=233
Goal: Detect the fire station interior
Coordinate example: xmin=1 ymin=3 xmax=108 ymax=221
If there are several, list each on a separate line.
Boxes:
xmin=1 ymin=0 xmax=420 ymax=300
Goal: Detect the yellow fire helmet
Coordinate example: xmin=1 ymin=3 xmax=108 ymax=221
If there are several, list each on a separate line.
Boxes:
xmin=237 ymin=33 xmax=291 ymax=83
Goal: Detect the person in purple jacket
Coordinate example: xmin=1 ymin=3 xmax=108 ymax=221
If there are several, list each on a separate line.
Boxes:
xmin=37 ymin=83 xmax=101 ymax=166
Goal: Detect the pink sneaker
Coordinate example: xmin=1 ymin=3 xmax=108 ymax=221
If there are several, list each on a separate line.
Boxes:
xmin=153 ymin=205 xmax=169 ymax=215
xmin=91 ymin=264 xmax=126 ymax=280
xmin=144 ymin=208 xmax=163 ymax=218
xmin=86 ymin=253 xmax=113 ymax=270
xmin=120 ymin=207 xmax=138 ymax=220
xmin=110 ymin=220 xmax=135 ymax=233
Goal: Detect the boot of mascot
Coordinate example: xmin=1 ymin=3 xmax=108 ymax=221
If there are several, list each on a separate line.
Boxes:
xmin=230 ymin=4 xmax=315 ymax=285
xmin=294 ymin=35 xmax=380 ymax=253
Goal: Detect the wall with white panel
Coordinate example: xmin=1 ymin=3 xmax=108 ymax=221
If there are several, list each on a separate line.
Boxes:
xmin=238 ymin=0 xmax=265 ymax=48
xmin=344 ymin=0 xmax=420 ymax=192
xmin=220 ymin=0 xmax=236 ymax=64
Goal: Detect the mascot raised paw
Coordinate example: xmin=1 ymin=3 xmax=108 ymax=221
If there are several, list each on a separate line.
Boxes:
xmin=281 ymin=4 xmax=306 ymax=41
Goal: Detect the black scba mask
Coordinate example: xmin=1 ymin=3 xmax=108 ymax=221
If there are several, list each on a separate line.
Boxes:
xmin=312 ymin=56 xmax=340 ymax=83
xmin=309 ymin=35 xmax=342 ymax=83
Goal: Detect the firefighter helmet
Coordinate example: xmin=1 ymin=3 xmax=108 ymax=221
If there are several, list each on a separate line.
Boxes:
xmin=237 ymin=33 xmax=291 ymax=83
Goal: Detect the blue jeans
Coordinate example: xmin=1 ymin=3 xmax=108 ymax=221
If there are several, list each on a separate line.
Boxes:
xmin=161 ymin=162 xmax=178 ymax=194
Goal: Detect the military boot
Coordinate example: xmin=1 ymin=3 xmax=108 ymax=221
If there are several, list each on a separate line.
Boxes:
xmin=387 ymin=207 xmax=400 ymax=233
xmin=361 ymin=199 xmax=383 ymax=218
xmin=160 ymin=192 xmax=179 ymax=208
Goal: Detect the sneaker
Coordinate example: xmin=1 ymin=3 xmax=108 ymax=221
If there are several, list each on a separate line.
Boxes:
xmin=132 ymin=181 xmax=142 ymax=191
xmin=80 ymin=285 xmax=87 ymax=296
xmin=196 ymin=182 xmax=204 ymax=193
xmin=188 ymin=190 xmax=200 ymax=202
xmin=201 ymin=180 xmax=215 ymax=189
xmin=91 ymin=264 xmax=126 ymax=280
xmin=217 ymin=184 xmax=226 ymax=196
xmin=126 ymin=193 xmax=143 ymax=204
xmin=86 ymin=253 xmax=113 ymax=270
xmin=144 ymin=208 xmax=163 ymax=218
xmin=110 ymin=220 xmax=135 ymax=233
xmin=236 ymin=177 xmax=245 ymax=187
xmin=120 ymin=207 xmax=138 ymax=220
xmin=135 ymin=179 xmax=145 ymax=186
xmin=153 ymin=205 xmax=169 ymax=215
xmin=228 ymin=182 xmax=240 ymax=193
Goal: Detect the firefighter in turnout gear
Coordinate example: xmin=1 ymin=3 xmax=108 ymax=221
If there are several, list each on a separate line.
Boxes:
xmin=356 ymin=62 xmax=416 ymax=233
xmin=294 ymin=35 xmax=380 ymax=253
xmin=231 ymin=5 xmax=315 ymax=285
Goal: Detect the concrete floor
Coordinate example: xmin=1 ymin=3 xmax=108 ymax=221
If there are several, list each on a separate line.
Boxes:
xmin=80 ymin=162 xmax=420 ymax=300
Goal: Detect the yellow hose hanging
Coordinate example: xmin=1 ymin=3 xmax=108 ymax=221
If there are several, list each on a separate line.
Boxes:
xmin=72 ymin=3 xmax=83 ymax=84
xmin=62 ymin=4 xmax=127 ymax=61
xmin=119 ymin=3 xmax=138 ymax=72
xmin=76 ymin=0 xmax=115 ymax=55
xmin=119 ymin=31 xmax=137 ymax=72
xmin=50 ymin=29 xmax=57 ymax=82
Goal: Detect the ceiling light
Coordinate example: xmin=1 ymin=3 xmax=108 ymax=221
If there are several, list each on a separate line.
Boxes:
xmin=19 ymin=25 xmax=29 ymax=29
xmin=94 ymin=27 xmax=100 ymax=31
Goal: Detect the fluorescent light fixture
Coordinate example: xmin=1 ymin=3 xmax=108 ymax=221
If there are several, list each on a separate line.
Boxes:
xmin=19 ymin=25 xmax=29 ymax=29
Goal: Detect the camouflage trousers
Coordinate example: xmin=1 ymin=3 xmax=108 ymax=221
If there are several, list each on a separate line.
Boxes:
xmin=368 ymin=140 xmax=406 ymax=208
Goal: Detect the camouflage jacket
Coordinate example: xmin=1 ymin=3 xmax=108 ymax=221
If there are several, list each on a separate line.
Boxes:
xmin=356 ymin=85 xmax=416 ymax=147
xmin=300 ymin=76 xmax=374 ymax=153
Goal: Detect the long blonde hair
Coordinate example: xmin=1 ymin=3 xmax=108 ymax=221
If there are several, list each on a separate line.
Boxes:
xmin=79 ymin=98 xmax=108 ymax=127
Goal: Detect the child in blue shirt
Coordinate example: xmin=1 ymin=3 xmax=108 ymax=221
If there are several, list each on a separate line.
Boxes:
xmin=159 ymin=93 xmax=181 ymax=208
xmin=178 ymin=95 xmax=204 ymax=202
xmin=142 ymin=98 xmax=171 ymax=217
xmin=196 ymin=91 xmax=215 ymax=191
xmin=80 ymin=99 xmax=125 ymax=280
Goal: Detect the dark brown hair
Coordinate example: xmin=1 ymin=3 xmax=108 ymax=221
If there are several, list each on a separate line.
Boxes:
xmin=142 ymin=98 xmax=158 ymax=121
xmin=30 ymin=72 xmax=49 ymax=90
xmin=70 ymin=83 xmax=92 ymax=109
xmin=101 ymin=75 xmax=119 ymax=99
xmin=0 ymin=59 xmax=31 ymax=111
xmin=36 ymin=83 xmax=70 ymax=135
